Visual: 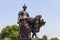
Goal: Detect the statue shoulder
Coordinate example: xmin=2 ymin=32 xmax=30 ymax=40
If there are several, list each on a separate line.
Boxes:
xmin=18 ymin=11 xmax=23 ymax=15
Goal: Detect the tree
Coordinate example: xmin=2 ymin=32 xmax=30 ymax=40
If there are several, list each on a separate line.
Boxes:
xmin=2 ymin=37 xmax=11 ymax=40
xmin=50 ymin=37 xmax=59 ymax=40
xmin=1 ymin=24 xmax=19 ymax=40
xmin=42 ymin=35 xmax=48 ymax=40
xmin=1 ymin=25 xmax=10 ymax=39
xmin=0 ymin=32 xmax=1 ymax=40
xmin=10 ymin=25 xmax=19 ymax=40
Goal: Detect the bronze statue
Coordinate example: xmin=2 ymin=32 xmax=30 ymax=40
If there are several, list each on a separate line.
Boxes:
xmin=17 ymin=4 xmax=46 ymax=39
xmin=17 ymin=4 xmax=29 ymax=24
xmin=31 ymin=15 xmax=46 ymax=38
xmin=17 ymin=4 xmax=33 ymax=38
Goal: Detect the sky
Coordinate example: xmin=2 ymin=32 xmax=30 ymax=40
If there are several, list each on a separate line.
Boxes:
xmin=0 ymin=0 xmax=60 ymax=39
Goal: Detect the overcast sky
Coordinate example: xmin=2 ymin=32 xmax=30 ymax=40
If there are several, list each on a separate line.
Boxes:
xmin=0 ymin=0 xmax=60 ymax=39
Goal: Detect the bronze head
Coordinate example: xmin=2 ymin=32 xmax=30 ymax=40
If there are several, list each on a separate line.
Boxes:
xmin=23 ymin=4 xmax=27 ymax=11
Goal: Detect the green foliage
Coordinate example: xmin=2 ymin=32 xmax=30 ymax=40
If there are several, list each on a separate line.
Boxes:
xmin=1 ymin=24 xmax=19 ymax=40
xmin=50 ymin=37 xmax=59 ymax=40
xmin=1 ymin=25 xmax=10 ymax=39
xmin=42 ymin=35 xmax=48 ymax=40
xmin=0 ymin=24 xmax=60 ymax=40
xmin=2 ymin=37 xmax=11 ymax=40
xmin=0 ymin=32 xmax=2 ymax=40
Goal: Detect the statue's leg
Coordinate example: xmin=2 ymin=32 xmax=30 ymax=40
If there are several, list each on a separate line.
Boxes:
xmin=35 ymin=33 xmax=38 ymax=38
xmin=32 ymin=32 xmax=35 ymax=38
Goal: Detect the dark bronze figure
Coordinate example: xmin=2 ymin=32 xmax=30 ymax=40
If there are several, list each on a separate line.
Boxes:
xmin=17 ymin=4 xmax=46 ymax=39
xmin=17 ymin=4 xmax=29 ymax=24
xmin=17 ymin=4 xmax=33 ymax=38
xmin=31 ymin=15 xmax=46 ymax=38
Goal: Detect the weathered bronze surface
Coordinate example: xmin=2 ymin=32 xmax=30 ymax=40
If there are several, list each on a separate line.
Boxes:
xmin=17 ymin=4 xmax=46 ymax=39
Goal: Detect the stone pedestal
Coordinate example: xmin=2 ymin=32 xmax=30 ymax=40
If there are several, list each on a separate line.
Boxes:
xmin=19 ymin=38 xmax=31 ymax=40
xmin=19 ymin=38 xmax=43 ymax=40
xmin=32 ymin=38 xmax=43 ymax=40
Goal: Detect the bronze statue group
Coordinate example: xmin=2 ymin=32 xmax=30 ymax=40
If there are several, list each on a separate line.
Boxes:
xmin=17 ymin=4 xmax=46 ymax=39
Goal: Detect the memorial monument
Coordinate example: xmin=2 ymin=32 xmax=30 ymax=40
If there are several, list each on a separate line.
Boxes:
xmin=17 ymin=4 xmax=46 ymax=40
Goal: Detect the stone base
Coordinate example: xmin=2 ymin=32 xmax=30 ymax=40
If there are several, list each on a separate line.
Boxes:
xmin=32 ymin=38 xmax=43 ymax=40
xmin=19 ymin=38 xmax=43 ymax=40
